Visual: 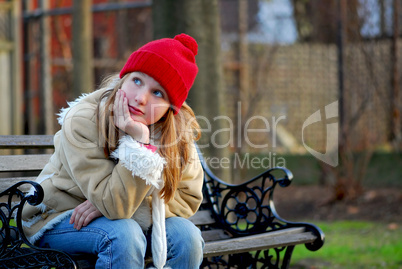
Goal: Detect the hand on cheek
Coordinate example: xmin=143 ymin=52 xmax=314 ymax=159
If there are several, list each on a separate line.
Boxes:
xmin=113 ymin=90 xmax=150 ymax=143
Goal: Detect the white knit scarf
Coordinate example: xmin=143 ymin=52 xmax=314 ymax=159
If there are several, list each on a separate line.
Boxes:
xmin=111 ymin=135 xmax=169 ymax=269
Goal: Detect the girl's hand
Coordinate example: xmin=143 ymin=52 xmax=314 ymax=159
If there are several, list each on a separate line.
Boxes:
xmin=69 ymin=200 xmax=103 ymax=230
xmin=113 ymin=89 xmax=150 ymax=143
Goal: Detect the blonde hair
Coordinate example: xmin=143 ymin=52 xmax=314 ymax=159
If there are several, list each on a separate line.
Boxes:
xmin=96 ymin=74 xmax=201 ymax=202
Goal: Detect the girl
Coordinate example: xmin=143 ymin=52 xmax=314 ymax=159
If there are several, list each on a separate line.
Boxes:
xmin=22 ymin=33 xmax=205 ymax=269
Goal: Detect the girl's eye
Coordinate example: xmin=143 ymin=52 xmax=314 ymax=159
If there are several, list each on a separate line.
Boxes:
xmin=153 ymin=90 xmax=164 ymax=98
xmin=133 ymin=78 xmax=141 ymax=86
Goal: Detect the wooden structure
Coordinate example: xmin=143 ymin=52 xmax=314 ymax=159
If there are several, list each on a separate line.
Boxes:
xmin=0 ymin=135 xmax=325 ymax=268
xmin=0 ymin=1 xmax=22 ymax=136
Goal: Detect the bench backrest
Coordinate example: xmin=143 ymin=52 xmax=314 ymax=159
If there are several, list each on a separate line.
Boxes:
xmin=0 ymin=135 xmax=220 ymax=240
xmin=1 ymin=134 xmax=325 ymax=255
xmin=0 ymin=135 xmax=54 ymax=192
xmin=0 ymin=135 xmax=296 ymax=238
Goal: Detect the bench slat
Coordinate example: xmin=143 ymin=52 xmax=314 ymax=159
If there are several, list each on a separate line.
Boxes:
xmin=0 ymin=135 xmax=54 ymax=149
xmin=201 ymin=229 xmax=231 ymax=242
xmin=188 ymin=210 xmax=215 ymax=226
xmin=0 ymin=177 xmax=38 ymax=192
xmin=203 ymin=227 xmax=315 ymax=257
xmin=0 ymin=155 xmax=51 ymax=172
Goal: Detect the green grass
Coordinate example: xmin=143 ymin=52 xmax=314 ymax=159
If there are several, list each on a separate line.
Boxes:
xmin=291 ymin=221 xmax=402 ymax=269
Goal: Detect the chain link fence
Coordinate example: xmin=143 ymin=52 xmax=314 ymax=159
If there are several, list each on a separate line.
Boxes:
xmin=220 ymin=0 xmax=401 ymax=154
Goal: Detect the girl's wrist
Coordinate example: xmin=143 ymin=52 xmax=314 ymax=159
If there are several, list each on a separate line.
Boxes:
xmin=136 ymin=140 xmax=150 ymax=146
xmin=126 ymin=129 xmax=150 ymax=144
xmin=136 ymin=140 xmax=157 ymax=152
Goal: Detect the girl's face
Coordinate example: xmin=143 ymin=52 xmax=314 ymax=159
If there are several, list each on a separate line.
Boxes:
xmin=120 ymin=72 xmax=170 ymax=125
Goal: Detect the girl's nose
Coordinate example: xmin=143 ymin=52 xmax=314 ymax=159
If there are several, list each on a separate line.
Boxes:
xmin=135 ymin=90 xmax=148 ymax=105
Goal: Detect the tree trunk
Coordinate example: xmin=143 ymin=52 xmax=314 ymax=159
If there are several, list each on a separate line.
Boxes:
xmin=234 ymin=0 xmax=249 ymax=181
xmin=391 ymin=0 xmax=401 ymax=145
xmin=152 ymin=0 xmax=231 ymax=180
xmin=72 ymin=0 xmax=94 ymax=97
xmin=39 ymin=0 xmax=53 ymax=134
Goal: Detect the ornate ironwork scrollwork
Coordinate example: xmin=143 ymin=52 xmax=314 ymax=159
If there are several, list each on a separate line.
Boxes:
xmin=201 ymin=247 xmax=295 ymax=269
xmin=201 ymin=162 xmax=295 ymax=237
xmin=0 ymin=181 xmax=78 ymax=269
xmin=196 ymin=144 xmax=325 ymax=268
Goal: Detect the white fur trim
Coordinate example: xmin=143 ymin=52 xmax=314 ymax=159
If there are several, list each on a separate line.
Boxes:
xmin=22 ymin=209 xmax=56 ymax=228
xmin=111 ymin=136 xmax=166 ymax=189
xmin=24 ymin=173 xmax=55 ymax=215
xmin=25 ymin=210 xmax=74 ymax=244
xmin=32 ymin=202 xmax=47 ymax=213
xmin=57 ymin=78 xmax=120 ymax=126
xmin=27 ymin=173 xmax=54 ymax=197
xmin=57 ymin=93 xmax=90 ymax=125
xmin=22 ymin=214 xmax=43 ymax=228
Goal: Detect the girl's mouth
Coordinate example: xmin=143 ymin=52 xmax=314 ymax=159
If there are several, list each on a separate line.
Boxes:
xmin=128 ymin=105 xmax=144 ymax=116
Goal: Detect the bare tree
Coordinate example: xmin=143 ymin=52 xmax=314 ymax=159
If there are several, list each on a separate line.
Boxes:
xmin=152 ymin=0 xmax=231 ymax=179
xmin=72 ymin=0 xmax=94 ymax=97
xmin=292 ymin=0 xmax=362 ymax=43
xmin=291 ymin=0 xmax=395 ymax=202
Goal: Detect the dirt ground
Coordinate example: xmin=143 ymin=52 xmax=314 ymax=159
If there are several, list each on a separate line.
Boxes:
xmin=273 ymin=185 xmax=402 ymax=224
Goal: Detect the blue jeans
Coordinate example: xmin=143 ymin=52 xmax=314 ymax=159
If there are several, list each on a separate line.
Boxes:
xmin=37 ymin=216 xmax=204 ymax=268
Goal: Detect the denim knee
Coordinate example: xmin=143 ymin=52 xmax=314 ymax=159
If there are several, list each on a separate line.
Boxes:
xmin=95 ymin=218 xmax=147 ymax=268
xmin=102 ymin=218 xmax=147 ymax=252
xmin=37 ymin=216 xmax=148 ymax=268
xmin=165 ymin=217 xmax=204 ymax=268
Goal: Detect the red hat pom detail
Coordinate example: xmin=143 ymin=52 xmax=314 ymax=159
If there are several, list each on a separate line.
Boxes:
xmin=174 ymin=33 xmax=198 ymax=56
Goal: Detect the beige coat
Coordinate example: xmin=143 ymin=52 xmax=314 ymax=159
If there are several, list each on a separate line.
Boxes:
xmin=21 ymin=89 xmax=204 ymax=249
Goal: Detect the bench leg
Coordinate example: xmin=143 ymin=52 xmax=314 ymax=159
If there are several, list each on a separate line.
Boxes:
xmin=281 ymin=245 xmax=295 ymax=269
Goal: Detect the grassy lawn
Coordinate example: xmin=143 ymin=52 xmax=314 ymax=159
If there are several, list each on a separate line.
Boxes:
xmin=291 ymin=221 xmax=402 ymax=269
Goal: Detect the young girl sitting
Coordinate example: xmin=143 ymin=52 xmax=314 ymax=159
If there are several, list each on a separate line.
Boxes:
xmin=22 ymin=33 xmax=205 ymax=269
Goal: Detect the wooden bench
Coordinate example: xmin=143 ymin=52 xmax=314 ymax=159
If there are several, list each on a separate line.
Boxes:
xmin=0 ymin=135 xmax=325 ymax=268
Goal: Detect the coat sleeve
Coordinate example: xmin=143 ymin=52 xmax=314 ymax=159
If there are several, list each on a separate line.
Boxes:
xmin=165 ymin=143 xmax=204 ymax=219
xmin=59 ymin=104 xmax=165 ymax=219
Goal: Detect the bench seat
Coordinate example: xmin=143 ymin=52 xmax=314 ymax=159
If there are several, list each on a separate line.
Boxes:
xmin=0 ymin=135 xmax=325 ymax=268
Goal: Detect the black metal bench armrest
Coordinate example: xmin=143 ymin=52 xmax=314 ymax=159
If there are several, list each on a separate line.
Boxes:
xmin=196 ymin=145 xmax=324 ymax=251
xmin=0 ymin=181 xmax=78 ymax=268
xmin=1 ymin=181 xmax=44 ymax=249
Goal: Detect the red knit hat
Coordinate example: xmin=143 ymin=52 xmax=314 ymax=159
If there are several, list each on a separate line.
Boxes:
xmin=119 ymin=33 xmax=198 ymax=114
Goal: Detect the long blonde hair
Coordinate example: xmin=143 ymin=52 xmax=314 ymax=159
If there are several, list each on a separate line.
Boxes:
xmin=96 ymin=74 xmax=201 ymax=202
